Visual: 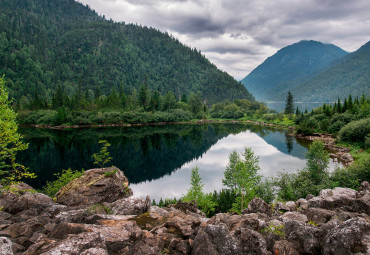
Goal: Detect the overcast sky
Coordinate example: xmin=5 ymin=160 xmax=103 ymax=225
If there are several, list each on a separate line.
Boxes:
xmin=78 ymin=0 xmax=370 ymax=80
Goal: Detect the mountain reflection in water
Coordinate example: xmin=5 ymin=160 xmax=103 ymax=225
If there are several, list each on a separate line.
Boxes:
xmin=19 ymin=124 xmax=341 ymax=200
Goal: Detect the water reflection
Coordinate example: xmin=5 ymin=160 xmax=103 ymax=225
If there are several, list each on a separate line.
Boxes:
xmin=18 ymin=124 xmax=341 ymax=199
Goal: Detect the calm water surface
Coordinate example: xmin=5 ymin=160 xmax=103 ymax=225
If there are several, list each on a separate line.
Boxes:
xmin=19 ymin=124 xmax=341 ymax=200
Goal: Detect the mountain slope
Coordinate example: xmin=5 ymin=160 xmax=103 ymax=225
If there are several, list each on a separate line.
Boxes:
xmin=0 ymin=0 xmax=253 ymax=104
xmin=240 ymin=40 xmax=347 ymax=101
xmin=289 ymin=41 xmax=370 ymax=101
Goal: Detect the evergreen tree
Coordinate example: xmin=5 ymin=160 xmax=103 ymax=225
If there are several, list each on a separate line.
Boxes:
xmin=285 ymin=91 xmax=294 ymax=115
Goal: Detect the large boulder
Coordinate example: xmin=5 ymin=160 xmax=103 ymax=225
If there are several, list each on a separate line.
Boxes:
xmin=0 ymin=183 xmax=53 ymax=214
xmin=192 ymin=224 xmax=238 ymax=255
xmin=110 ymin=195 xmax=151 ymax=215
xmin=55 ymin=167 xmax=133 ymax=206
xmin=0 ymin=237 xmax=13 ymax=255
xmin=233 ymin=227 xmax=269 ymax=255
xmin=322 ymin=217 xmax=370 ymax=255
xmin=243 ymin=198 xmax=271 ymax=216
xmin=24 ymin=232 xmax=107 ymax=255
xmin=285 ymin=220 xmax=323 ymax=255
xmin=308 ymin=187 xmax=357 ymax=210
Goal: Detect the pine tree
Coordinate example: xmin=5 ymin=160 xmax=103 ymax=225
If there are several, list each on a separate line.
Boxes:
xmin=285 ymin=91 xmax=294 ymax=115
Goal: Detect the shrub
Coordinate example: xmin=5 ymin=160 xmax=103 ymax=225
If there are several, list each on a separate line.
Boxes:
xmin=41 ymin=168 xmax=84 ymax=197
xmin=338 ymin=117 xmax=370 ymax=143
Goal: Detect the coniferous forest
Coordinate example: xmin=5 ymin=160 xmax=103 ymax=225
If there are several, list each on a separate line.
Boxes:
xmin=0 ymin=0 xmax=253 ymax=108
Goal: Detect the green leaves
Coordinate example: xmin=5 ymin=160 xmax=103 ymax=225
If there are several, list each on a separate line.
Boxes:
xmin=0 ymin=76 xmax=35 ymax=186
xmin=222 ymin=147 xmax=261 ymax=212
xmin=92 ymin=140 xmax=112 ymax=168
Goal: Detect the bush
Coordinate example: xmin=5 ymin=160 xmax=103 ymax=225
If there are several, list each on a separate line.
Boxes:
xmin=338 ymin=117 xmax=370 ymax=143
xmin=41 ymin=168 xmax=84 ymax=197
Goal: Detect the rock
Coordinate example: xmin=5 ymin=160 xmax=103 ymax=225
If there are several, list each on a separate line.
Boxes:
xmin=172 ymin=200 xmax=205 ymax=217
xmin=80 ymin=248 xmax=109 ymax=255
xmin=24 ymin=232 xmax=107 ymax=255
xmin=165 ymin=216 xmax=196 ymax=237
xmin=279 ymin=212 xmax=308 ymax=223
xmin=192 ymin=224 xmax=238 ymax=255
xmin=233 ymin=227 xmax=269 ymax=255
xmin=273 ymin=240 xmax=299 ymax=255
xmin=55 ymin=167 xmax=133 ymax=206
xmin=322 ymin=217 xmax=370 ymax=255
xmin=111 ymin=195 xmax=151 ymax=215
xmin=305 ymin=208 xmax=335 ymax=224
xmin=0 ymin=237 xmax=13 ymax=255
xmin=285 ymin=220 xmax=323 ymax=255
xmin=54 ymin=209 xmax=90 ymax=224
xmin=308 ymin=187 xmax=357 ymax=210
xmin=274 ymin=202 xmax=290 ymax=212
xmin=49 ymin=222 xmax=87 ymax=239
xmin=306 ymin=194 xmax=314 ymax=200
xmin=296 ymin=198 xmax=309 ymax=210
xmin=243 ymin=197 xmax=271 ymax=216
xmin=0 ymin=184 xmax=53 ymax=215
xmin=125 ymin=231 xmax=165 ymax=255
xmin=286 ymin=201 xmax=296 ymax=211
xmin=87 ymin=219 xmax=142 ymax=253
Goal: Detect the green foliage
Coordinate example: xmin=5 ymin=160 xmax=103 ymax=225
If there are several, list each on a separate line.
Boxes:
xmin=152 ymin=197 xmax=178 ymax=207
xmin=285 ymin=91 xmax=294 ymax=115
xmin=92 ymin=140 xmax=112 ymax=168
xmin=183 ymin=167 xmax=216 ymax=216
xmin=209 ymin=189 xmax=238 ymax=217
xmin=255 ymin=178 xmax=275 ymax=204
xmin=338 ymin=117 xmax=370 ymax=144
xmin=305 ymin=141 xmax=329 ymax=184
xmin=104 ymin=169 xmax=117 ymax=177
xmin=261 ymin=224 xmax=285 ymax=238
xmin=41 ymin=168 xmax=84 ymax=197
xmin=87 ymin=204 xmax=112 ymax=215
xmin=223 ymin=147 xmax=261 ymax=212
xmin=0 ymin=76 xmax=35 ymax=186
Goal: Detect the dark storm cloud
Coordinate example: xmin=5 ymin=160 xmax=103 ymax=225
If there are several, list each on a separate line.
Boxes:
xmin=78 ymin=0 xmax=370 ymax=79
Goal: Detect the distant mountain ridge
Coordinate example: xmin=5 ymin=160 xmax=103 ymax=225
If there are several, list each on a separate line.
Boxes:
xmin=289 ymin=41 xmax=370 ymax=102
xmin=0 ymin=0 xmax=253 ymax=104
xmin=241 ymin=40 xmax=348 ymax=101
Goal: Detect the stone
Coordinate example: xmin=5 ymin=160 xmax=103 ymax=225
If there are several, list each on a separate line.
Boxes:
xmin=274 ymin=202 xmax=290 ymax=212
xmin=308 ymin=187 xmax=357 ymax=210
xmin=192 ymin=224 xmax=238 ymax=255
xmin=0 ymin=185 xmax=53 ymax=215
xmin=0 ymin=237 xmax=13 ymax=255
xmin=125 ymin=231 xmax=165 ymax=255
xmin=243 ymin=197 xmax=271 ymax=216
xmin=111 ymin=195 xmax=151 ymax=215
xmin=305 ymin=208 xmax=335 ymax=224
xmin=285 ymin=220 xmax=323 ymax=255
xmin=273 ymin=240 xmax=299 ymax=255
xmin=322 ymin=217 xmax=370 ymax=255
xmin=233 ymin=227 xmax=269 ymax=255
xmin=54 ymin=209 xmax=90 ymax=224
xmin=285 ymin=201 xmax=296 ymax=211
xmin=80 ymin=248 xmax=109 ymax=255
xmin=49 ymin=222 xmax=87 ymax=239
xmin=296 ymin=198 xmax=309 ymax=210
xmin=55 ymin=167 xmax=133 ymax=206
xmin=279 ymin=212 xmax=308 ymax=223
xmin=24 ymin=232 xmax=107 ymax=255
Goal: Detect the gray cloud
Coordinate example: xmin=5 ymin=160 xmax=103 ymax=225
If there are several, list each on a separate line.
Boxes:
xmin=78 ymin=0 xmax=370 ymax=80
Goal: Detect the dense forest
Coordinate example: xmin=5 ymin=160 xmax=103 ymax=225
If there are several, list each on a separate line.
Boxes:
xmin=0 ymin=0 xmax=253 ymax=106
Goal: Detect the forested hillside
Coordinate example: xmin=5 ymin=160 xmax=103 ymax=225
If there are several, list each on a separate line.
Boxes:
xmin=240 ymin=40 xmax=347 ymax=101
xmin=0 ymin=0 xmax=253 ymax=105
xmin=289 ymin=41 xmax=370 ymax=101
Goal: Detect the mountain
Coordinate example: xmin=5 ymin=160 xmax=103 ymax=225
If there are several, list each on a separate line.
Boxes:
xmin=289 ymin=41 xmax=370 ymax=101
xmin=0 ymin=0 xmax=253 ymax=104
xmin=240 ymin=40 xmax=347 ymax=101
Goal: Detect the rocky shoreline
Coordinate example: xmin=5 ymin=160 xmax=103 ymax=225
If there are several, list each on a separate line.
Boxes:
xmin=1 ymin=167 xmax=368 ymax=255
xmin=296 ymin=133 xmax=354 ymax=166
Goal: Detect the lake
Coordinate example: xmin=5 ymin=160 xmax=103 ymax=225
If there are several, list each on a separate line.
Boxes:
xmin=18 ymin=123 xmax=342 ymax=200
